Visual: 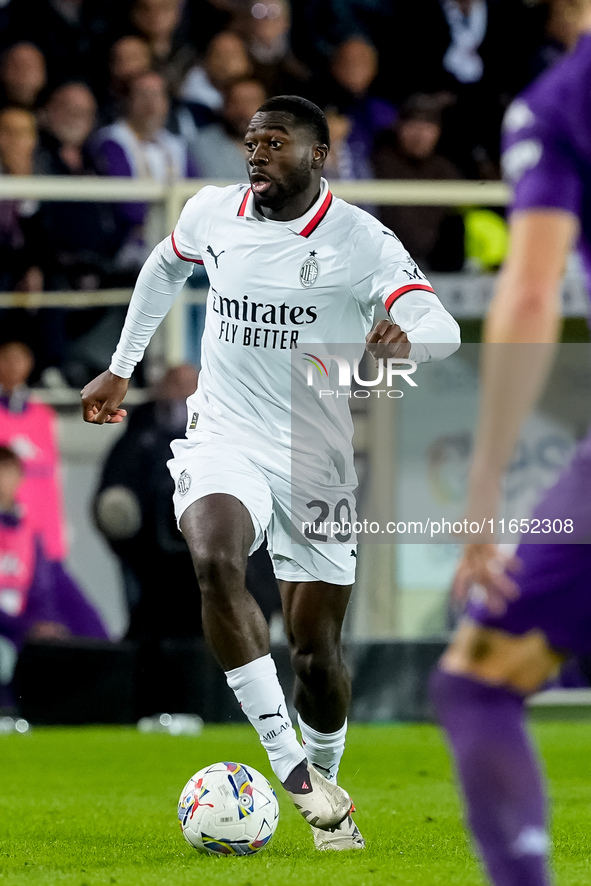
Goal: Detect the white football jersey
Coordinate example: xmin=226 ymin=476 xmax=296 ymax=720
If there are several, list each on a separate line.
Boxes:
xmin=111 ymin=178 xmax=459 ymax=469
xmin=164 ymin=179 xmax=457 ymax=454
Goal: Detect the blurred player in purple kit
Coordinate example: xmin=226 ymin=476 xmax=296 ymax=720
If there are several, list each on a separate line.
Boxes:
xmin=430 ymin=1 xmax=591 ymax=884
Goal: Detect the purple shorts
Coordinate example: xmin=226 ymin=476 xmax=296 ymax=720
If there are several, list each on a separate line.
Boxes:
xmin=467 ymin=433 xmax=591 ymax=656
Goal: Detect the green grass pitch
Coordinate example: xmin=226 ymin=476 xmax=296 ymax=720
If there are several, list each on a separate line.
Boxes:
xmin=1 ymin=722 xmax=590 ymax=885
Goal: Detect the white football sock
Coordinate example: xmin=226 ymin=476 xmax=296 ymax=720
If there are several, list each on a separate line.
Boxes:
xmin=298 ymin=715 xmax=347 ymax=783
xmin=225 ymin=654 xmax=306 ymax=783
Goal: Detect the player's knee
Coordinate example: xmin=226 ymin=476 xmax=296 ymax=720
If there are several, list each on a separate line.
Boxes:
xmin=441 ymin=624 xmax=560 ymax=693
xmin=445 ymin=629 xmax=496 ymax=669
xmin=290 ymin=643 xmax=344 ymax=689
xmin=191 ymin=548 xmax=246 ymax=596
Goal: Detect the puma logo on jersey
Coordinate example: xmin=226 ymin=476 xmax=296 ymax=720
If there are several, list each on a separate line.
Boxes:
xmin=206 ymin=245 xmax=225 ymax=268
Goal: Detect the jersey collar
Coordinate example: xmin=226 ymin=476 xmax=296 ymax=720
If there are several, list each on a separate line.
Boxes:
xmin=237 ymin=178 xmax=333 ymax=238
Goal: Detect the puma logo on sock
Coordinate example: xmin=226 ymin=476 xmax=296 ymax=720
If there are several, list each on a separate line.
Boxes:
xmin=259 ymin=704 xmax=284 ymax=721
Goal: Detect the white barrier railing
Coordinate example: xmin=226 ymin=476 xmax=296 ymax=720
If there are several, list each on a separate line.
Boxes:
xmin=3 ymin=177 xmax=588 ymax=350
xmin=0 ymin=176 xmax=510 ymax=204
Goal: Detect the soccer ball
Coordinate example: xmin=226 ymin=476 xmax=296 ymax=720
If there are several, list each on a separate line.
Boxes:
xmin=178 ymin=761 xmax=279 ymax=856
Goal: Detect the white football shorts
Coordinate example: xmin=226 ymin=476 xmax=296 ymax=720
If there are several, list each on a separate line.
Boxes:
xmin=168 ymin=430 xmax=357 ymax=585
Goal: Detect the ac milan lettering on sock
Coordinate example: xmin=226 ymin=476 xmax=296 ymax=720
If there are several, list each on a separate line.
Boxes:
xmin=262 ymin=721 xmax=290 ymax=742
xmin=225 ymin=654 xmax=306 ymax=783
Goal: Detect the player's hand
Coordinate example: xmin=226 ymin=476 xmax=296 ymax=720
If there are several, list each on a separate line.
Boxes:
xmin=81 ymin=370 xmax=129 ymax=424
xmin=366 ymin=319 xmax=411 ymax=360
xmin=452 ymin=543 xmax=521 ymax=616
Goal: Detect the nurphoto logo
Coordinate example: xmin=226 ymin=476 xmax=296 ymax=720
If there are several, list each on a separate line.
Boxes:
xmin=303 ymin=353 xmax=418 ymax=399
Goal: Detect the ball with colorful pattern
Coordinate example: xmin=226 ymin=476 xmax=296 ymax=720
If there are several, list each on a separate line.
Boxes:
xmin=178 ymin=761 xmax=279 ymax=855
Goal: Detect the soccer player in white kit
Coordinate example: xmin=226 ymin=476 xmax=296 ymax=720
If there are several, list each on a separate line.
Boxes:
xmin=81 ymin=95 xmax=460 ymax=850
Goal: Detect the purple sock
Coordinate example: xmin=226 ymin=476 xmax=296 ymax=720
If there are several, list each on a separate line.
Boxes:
xmin=430 ymin=669 xmax=551 ymax=886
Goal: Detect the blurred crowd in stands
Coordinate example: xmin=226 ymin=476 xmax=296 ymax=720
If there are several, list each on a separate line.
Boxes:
xmin=0 ymin=0 xmax=575 ymax=381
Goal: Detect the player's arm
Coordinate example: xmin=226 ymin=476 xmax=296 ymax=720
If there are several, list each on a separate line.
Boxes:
xmin=356 ymin=223 xmax=460 ymax=362
xmin=365 ymin=288 xmax=461 ymax=363
xmin=81 ymin=196 xmax=205 ymax=425
xmin=454 ymin=209 xmax=578 ymax=609
xmin=452 ymin=92 xmax=584 ymax=608
xmin=469 ymin=209 xmax=576 ymax=491
xmin=386 ymin=286 xmax=461 ymax=363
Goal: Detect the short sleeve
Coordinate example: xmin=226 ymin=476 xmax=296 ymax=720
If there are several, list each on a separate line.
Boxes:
xmin=351 ymin=221 xmax=436 ymax=315
xmin=170 ymin=188 xmax=212 ymax=264
xmin=502 ymin=98 xmax=582 ymax=217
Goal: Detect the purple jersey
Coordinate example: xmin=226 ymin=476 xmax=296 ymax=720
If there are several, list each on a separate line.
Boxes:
xmin=467 ymin=434 xmax=591 ymax=656
xmin=467 ymin=36 xmax=591 ymax=654
xmin=502 ymin=34 xmax=591 ymax=292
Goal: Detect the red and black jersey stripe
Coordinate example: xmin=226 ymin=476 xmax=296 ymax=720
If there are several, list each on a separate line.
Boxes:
xmin=237 ymin=188 xmax=251 ymax=217
xmin=299 ymin=191 xmax=333 ymax=238
xmin=385 ymin=283 xmax=435 ymax=314
xmin=171 ymin=230 xmax=204 ymax=264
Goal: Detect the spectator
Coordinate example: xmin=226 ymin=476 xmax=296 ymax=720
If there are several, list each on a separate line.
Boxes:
xmin=38 ymin=81 xmax=98 ymax=175
xmin=182 ymin=77 xmax=267 ymax=180
xmin=527 ymin=0 xmax=575 ymax=80
xmin=289 ymin=0 xmax=360 ymax=74
xmin=179 ymin=30 xmax=253 ymax=119
xmin=385 ymin=0 xmax=539 ymax=177
xmin=0 ymin=108 xmax=66 ymax=374
xmin=0 ymin=42 xmax=47 ymax=111
xmin=315 ymin=36 xmax=396 ymax=165
xmin=0 ymin=107 xmax=45 ymax=293
xmin=322 ymin=106 xmax=372 ymax=182
xmin=8 ymin=0 xmax=125 ymax=94
xmin=372 ymin=94 xmax=465 ymax=272
xmin=90 ymin=71 xmax=196 ymax=277
xmin=99 ymin=35 xmax=152 ymax=124
xmin=0 ymin=105 xmax=39 ymax=176
xmin=185 ymin=0 xmax=235 ymax=55
xmin=36 ymin=83 xmax=121 ymax=382
xmin=236 ymin=0 xmax=311 ymax=97
xmin=0 ymin=342 xmax=67 ymax=559
xmin=0 ymin=2 xmax=17 ymax=55
xmin=0 ymin=94 xmax=117 ymax=380
xmin=0 ymin=446 xmax=108 ymax=713
xmin=128 ymin=0 xmax=196 ymax=96
xmin=37 ymin=81 xmax=119 ymax=285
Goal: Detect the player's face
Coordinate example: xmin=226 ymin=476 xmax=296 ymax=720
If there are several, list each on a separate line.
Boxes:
xmin=244 ymin=111 xmax=327 ymax=214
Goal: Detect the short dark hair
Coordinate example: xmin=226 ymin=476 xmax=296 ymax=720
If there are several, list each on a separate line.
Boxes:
xmin=256 ymin=95 xmax=330 ymax=149
xmin=0 ymin=446 xmax=22 ymax=472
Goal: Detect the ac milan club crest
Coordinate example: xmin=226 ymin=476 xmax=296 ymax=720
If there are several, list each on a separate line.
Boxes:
xmin=177 ymin=470 xmax=192 ymax=496
xmin=299 ymin=254 xmax=319 ymax=287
